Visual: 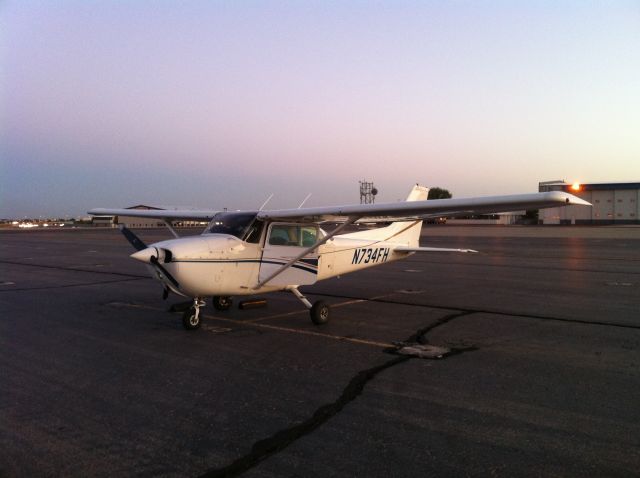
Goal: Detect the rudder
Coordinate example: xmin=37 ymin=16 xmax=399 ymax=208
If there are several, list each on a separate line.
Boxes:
xmin=381 ymin=185 xmax=429 ymax=247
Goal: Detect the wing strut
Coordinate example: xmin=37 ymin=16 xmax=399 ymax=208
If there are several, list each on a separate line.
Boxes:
xmin=254 ymin=216 xmax=360 ymax=289
xmin=163 ymin=220 xmax=180 ymax=238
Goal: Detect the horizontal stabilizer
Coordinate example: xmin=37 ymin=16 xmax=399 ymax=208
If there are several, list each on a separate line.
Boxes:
xmin=395 ymin=246 xmax=478 ymax=253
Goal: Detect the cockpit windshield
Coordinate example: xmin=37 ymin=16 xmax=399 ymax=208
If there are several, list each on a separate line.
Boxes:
xmin=203 ymin=212 xmax=259 ymax=240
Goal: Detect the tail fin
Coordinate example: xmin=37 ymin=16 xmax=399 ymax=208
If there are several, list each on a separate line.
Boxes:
xmin=380 ymin=185 xmax=429 ymax=247
xmin=339 ymin=184 xmax=429 ymax=247
xmin=405 ymin=184 xmax=430 ymax=202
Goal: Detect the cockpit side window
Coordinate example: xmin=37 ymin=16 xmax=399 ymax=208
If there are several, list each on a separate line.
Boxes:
xmin=204 ymin=212 xmax=258 ymax=239
xmin=301 ymin=226 xmax=318 ymax=247
xmin=268 ymin=224 xmax=318 ymax=247
xmin=244 ymin=220 xmax=265 ymax=244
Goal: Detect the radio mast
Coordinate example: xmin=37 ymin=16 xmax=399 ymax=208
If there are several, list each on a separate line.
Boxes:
xmin=359 ymin=180 xmax=378 ymax=204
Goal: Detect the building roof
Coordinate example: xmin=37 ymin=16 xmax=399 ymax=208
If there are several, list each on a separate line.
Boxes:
xmin=126 ymin=205 xmax=165 ymax=210
xmin=540 ymin=181 xmax=640 ymax=191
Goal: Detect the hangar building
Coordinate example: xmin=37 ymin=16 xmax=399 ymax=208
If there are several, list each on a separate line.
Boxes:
xmin=91 ymin=205 xmax=205 ymax=228
xmin=539 ymin=180 xmax=640 ymax=224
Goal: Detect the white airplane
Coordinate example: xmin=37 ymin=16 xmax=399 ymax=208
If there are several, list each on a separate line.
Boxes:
xmin=89 ymin=185 xmax=590 ymax=330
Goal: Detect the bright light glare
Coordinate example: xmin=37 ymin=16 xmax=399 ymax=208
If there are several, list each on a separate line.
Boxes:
xmin=571 ymin=182 xmax=581 ymax=191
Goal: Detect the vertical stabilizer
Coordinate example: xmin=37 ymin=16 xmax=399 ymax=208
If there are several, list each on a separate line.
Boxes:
xmin=405 ymin=184 xmax=430 ymax=202
xmin=380 ymin=185 xmax=429 ymax=247
xmin=338 ymin=184 xmax=429 ymax=247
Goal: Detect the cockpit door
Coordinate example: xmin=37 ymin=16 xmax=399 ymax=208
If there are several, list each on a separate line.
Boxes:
xmin=259 ymin=223 xmax=319 ymax=286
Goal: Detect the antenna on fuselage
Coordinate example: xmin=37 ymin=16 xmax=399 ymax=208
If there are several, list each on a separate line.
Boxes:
xmin=258 ymin=194 xmax=274 ymax=211
xmin=298 ymin=193 xmax=312 ymax=209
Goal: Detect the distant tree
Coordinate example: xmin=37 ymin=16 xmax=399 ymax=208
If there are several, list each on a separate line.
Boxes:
xmin=428 ymin=187 xmax=452 ymax=200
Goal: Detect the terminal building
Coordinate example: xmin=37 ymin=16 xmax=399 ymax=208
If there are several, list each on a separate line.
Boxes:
xmin=539 ymin=180 xmax=640 ymax=225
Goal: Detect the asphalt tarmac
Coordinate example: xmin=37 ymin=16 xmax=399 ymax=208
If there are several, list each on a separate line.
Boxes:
xmin=1 ymin=226 xmax=639 ymax=477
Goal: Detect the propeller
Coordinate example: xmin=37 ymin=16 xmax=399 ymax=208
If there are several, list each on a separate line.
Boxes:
xmin=119 ymin=225 xmax=147 ymax=251
xmin=118 ymin=226 xmax=181 ymax=293
xmin=149 ymin=254 xmax=180 ymax=289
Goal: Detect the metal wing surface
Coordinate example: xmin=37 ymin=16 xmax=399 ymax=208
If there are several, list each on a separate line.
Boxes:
xmin=258 ymin=191 xmax=591 ymax=223
xmin=87 ymin=208 xmax=219 ymax=221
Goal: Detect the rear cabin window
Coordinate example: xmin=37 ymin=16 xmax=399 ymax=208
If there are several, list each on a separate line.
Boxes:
xmin=269 ymin=225 xmax=317 ymax=247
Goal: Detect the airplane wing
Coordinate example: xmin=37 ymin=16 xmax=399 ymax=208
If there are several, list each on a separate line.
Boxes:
xmin=89 ymin=190 xmax=590 ymax=224
xmin=257 ymin=191 xmax=591 ymax=223
xmin=87 ymin=208 xmax=219 ymax=221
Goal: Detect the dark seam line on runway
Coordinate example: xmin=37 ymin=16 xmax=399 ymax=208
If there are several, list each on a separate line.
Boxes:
xmin=404 ymin=259 xmax=640 ymax=275
xmin=198 ymin=312 xmax=475 ymax=478
xmin=308 ymin=292 xmax=640 ymax=331
xmin=0 ymin=260 xmax=148 ymax=279
xmin=0 ymin=277 xmax=146 ymax=292
xmin=413 ymin=251 xmax=640 ymax=264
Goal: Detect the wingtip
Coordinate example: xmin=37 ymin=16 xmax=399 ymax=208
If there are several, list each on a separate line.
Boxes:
xmin=550 ymin=191 xmax=591 ymax=207
xmin=566 ymin=194 xmax=592 ymax=206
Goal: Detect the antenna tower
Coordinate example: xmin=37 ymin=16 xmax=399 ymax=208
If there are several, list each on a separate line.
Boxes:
xmin=359 ymin=180 xmax=378 ymax=204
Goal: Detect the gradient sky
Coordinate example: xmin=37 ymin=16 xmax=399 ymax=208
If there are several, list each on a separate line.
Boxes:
xmin=1 ymin=1 xmax=639 ymax=217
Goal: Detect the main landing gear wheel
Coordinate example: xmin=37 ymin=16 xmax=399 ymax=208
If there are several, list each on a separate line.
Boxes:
xmin=310 ymin=300 xmax=330 ymax=325
xmin=212 ymin=296 xmax=233 ymax=311
xmin=182 ymin=298 xmax=205 ymax=330
xmin=289 ymin=287 xmax=331 ymax=326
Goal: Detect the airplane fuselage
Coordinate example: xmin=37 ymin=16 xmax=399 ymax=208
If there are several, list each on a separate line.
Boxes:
xmin=89 ymin=184 xmax=590 ymax=329
xmin=141 ymin=229 xmax=412 ymax=298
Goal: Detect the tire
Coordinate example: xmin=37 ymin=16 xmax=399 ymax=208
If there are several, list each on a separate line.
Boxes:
xmin=182 ymin=307 xmax=201 ymax=330
xmin=310 ymin=301 xmax=330 ymax=325
xmin=212 ymin=296 xmax=233 ymax=311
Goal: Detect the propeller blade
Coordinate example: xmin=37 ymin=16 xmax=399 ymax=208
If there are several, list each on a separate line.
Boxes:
xmin=119 ymin=225 xmax=147 ymax=251
xmin=120 ymin=226 xmax=181 ymax=291
xmin=150 ymin=255 xmax=181 ymax=289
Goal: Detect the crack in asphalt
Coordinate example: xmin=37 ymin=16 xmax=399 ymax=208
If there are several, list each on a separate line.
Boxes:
xmin=405 ymin=311 xmax=473 ymax=344
xmin=388 ymin=311 xmax=479 ymax=358
xmin=198 ymin=311 xmax=475 ymax=478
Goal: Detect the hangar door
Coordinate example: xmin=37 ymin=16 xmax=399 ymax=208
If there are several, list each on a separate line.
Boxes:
xmin=614 ymin=190 xmax=637 ymax=220
xmin=591 ymin=190 xmax=614 ymax=221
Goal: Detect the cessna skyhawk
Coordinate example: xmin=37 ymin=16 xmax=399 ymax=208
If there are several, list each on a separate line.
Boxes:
xmin=89 ymin=185 xmax=589 ymax=330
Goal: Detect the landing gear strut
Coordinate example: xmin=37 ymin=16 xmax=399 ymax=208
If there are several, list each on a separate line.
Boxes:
xmin=289 ymin=287 xmax=330 ymax=325
xmin=182 ymin=298 xmax=205 ymax=330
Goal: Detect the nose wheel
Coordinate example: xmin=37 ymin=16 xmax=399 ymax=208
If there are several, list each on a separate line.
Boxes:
xmin=182 ymin=298 xmax=205 ymax=330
